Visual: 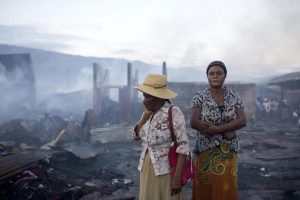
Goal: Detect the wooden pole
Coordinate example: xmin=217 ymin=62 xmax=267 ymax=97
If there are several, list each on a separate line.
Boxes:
xmin=162 ymin=61 xmax=167 ymax=77
xmin=93 ymin=63 xmax=101 ymax=123
xmin=127 ymin=63 xmax=133 ymax=122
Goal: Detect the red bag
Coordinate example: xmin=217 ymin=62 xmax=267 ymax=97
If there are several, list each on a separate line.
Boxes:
xmin=168 ymin=105 xmax=195 ymax=186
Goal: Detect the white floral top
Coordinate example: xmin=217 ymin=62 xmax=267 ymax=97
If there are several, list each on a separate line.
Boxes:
xmin=132 ymin=102 xmax=190 ymax=176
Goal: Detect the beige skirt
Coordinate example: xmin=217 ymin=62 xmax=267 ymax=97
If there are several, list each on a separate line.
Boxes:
xmin=139 ymin=151 xmax=183 ymax=200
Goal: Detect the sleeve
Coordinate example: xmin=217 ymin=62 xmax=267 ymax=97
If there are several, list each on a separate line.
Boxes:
xmin=172 ymin=106 xmax=190 ymax=156
xmin=192 ymin=92 xmax=203 ymax=108
xmin=233 ymin=91 xmax=245 ymax=109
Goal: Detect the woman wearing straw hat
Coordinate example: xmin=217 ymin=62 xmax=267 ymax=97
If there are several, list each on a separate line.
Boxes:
xmin=132 ymin=74 xmax=190 ymax=200
xmin=190 ymin=61 xmax=246 ymax=200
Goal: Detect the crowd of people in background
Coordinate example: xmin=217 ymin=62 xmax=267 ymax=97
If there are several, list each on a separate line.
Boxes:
xmin=255 ymin=97 xmax=300 ymax=124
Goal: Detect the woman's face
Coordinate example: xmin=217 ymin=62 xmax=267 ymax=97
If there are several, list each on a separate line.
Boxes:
xmin=207 ymin=66 xmax=226 ymax=88
xmin=143 ymin=93 xmax=157 ymax=112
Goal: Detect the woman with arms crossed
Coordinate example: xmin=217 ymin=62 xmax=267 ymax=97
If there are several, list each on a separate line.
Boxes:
xmin=191 ymin=61 xmax=246 ymax=200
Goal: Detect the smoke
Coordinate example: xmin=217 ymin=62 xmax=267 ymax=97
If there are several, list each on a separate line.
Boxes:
xmin=0 ymin=62 xmax=35 ymax=120
xmin=224 ymin=0 xmax=300 ymax=75
xmin=52 ymin=67 xmax=93 ymax=93
xmin=178 ymin=0 xmax=300 ymax=78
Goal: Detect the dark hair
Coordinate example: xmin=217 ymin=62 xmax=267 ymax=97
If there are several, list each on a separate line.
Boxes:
xmin=206 ymin=61 xmax=227 ymax=77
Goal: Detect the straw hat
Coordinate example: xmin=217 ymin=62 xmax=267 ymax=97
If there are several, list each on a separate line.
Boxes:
xmin=134 ymin=74 xmax=177 ymax=99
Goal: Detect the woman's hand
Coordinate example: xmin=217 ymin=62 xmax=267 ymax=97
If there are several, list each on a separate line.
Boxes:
xmin=223 ymin=132 xmax=236 ymax=139
xmin=202 ymin=124 xmax=221 ymax=135
xmin=171 ymin=175 xmax=181 ymax=196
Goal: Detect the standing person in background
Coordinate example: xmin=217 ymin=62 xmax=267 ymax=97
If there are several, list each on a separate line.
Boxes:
xmin=280 ymin=99 xmax=289 ymax=122
xmin=190 ymin=61 xmax=246 ymax=200
xmin=132 ymin=74 xmax=190 ymax=200
xmin=255 ymin=97 xmax=264 ymax=121
xmin=270 ymin=98 xmax=279 ymax=122
xmin=263 ymin=98 xmax=271 ymax=121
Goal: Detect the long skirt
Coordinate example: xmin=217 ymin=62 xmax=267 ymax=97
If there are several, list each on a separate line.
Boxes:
xmin=192 ymin=142 xmax=238 ymax=200
xmin=139 ymin=152 xmax=183 ymax=200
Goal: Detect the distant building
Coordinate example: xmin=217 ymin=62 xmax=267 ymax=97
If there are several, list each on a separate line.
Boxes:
xmin=268 ymin=71 xmax=300 ymax=105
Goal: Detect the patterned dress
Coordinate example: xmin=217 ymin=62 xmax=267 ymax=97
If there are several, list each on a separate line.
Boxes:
xmin=191 ymin=87 xmax=244 ymax=200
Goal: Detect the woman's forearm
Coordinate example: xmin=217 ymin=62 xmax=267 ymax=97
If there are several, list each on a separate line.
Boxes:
xmin=174 ymin=154 xmax=187 ymax=177
xmin=134 ymin=111 xmax=152 ymax=136
xmin=134 ymin=121 xmax=144 ymax=135
xmin=219 ymin=118 xmax=246 ymax=133
xmin=190 ymin=107 xmax=208 ymax=132
xmin=219 ymin=107 xmax=246 ymax=133
xmin=190 ymin=118 xmax=209 ymax=132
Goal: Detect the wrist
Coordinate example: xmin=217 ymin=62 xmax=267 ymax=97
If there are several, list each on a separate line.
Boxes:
xmin=217 ymin=125 xmax=223 ymax=133
xmin=174 ymin=171 xmax=182 ymax=176
xmin=202 ymin=122 xmax=209 ymax=130
xmin=173 ymin=175 xmax=181 ymax=179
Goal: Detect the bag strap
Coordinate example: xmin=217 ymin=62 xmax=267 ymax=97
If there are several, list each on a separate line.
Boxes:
xmin=168 ymin=105 xmax=193 ymax=160
xmin=168 ymin=104 xmax=177 ymax=145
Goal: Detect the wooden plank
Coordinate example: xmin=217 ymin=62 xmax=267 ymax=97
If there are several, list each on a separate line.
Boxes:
xmin=0 ymin=151 xmax=50 ymax=185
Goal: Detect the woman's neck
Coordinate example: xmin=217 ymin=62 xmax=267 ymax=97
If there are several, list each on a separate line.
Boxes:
xmin=209 ymin=86 xmax=224 ymax=106
xmin=152 ymin=100 xmax=165 ymax=114
xmin=209 ymin=86 xmax=223 ymax=94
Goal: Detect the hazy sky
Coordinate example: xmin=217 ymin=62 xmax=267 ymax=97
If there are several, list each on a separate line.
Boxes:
xmin=0 ymin=0 xmax=300 ymax=77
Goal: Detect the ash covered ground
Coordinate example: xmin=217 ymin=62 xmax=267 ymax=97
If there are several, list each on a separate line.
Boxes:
xmin=1 ymin=118 xmax=300 ymax=200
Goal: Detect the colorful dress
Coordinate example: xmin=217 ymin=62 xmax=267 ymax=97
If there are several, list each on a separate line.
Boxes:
xmin=191 ymin=87 xmax=244 ymax=200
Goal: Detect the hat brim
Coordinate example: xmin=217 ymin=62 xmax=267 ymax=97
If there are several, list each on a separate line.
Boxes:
xmin=134 ymin=85 xmax=177 ymax=99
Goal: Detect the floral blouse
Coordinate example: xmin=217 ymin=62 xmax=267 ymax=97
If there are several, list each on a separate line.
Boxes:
xmin=192 ymin=87 xmax=244 ymax=153
xmin=132 ymin=102 xmax=190 ymax=176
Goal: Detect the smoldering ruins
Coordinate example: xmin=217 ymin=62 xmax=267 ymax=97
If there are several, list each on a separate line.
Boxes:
xmin=0 ymin=51 xmax=300 ymax=200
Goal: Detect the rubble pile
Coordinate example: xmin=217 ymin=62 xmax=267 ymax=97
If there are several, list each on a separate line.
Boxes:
xmin=1 ymin=161 xmax=87 ymax=200
xmin=0 ymin=112 xmax=136 ymax=200
xmin=0 ymin=151 xmax=134 ymax=200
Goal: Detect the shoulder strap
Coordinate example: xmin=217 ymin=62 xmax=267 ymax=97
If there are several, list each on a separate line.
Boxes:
xmin=168 ymin=105 xmax=177 ymax=145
